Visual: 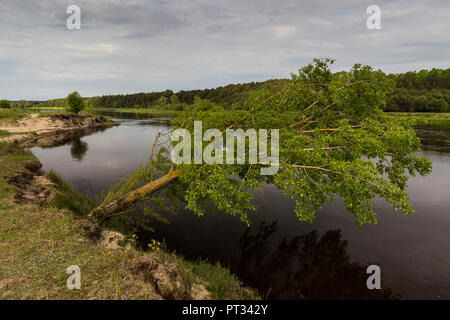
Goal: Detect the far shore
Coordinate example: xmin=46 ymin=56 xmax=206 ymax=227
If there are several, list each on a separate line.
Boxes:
xmin=29 ymin=106 xmax=181 ymax=118
xmin=386 ymin=112 xmax=450 ymax=125
xmin=26 ymin=107 xmax=450 ymax=126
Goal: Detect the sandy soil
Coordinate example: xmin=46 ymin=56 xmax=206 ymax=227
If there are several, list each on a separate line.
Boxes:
xmin=0 ymin=113 xmax=103 ymax=133
xmin=0 ymin=113 xmax=115 ymax=146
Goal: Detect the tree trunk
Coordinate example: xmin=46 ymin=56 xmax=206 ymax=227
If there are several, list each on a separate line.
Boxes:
xmin=90 ymin=169 xmax=181 ymax=224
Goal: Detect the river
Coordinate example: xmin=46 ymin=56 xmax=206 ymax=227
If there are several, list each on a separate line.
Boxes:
xmin=30 ymin=112 xmax=450 ymax=299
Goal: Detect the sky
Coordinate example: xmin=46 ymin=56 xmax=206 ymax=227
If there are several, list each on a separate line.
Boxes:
xmin=0 ymin=0 xmax=449 ymax=100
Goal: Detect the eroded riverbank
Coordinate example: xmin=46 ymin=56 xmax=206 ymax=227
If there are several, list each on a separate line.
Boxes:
xmin=0 ymin=112 xmax=256 ymax=300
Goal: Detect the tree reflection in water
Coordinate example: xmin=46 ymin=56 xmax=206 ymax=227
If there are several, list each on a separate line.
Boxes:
xmin=235 ymin=221 xmax=398 ymax=300
xmin=70 ymin=136 xmax=88 ymax=161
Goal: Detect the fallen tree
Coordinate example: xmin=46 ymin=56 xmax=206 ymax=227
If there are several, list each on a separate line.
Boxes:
xmin=90 ymin=59 xmax=432 ymax=226
xmin=90 ymin=169 xmax=180 ymax=224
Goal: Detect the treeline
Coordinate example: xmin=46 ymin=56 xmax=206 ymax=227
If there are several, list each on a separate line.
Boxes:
xmin=35 ymin=68 xmax=450 ymax=113
xmin=37 ymin=79 xmax=287 ymax=110
xmin=390 ymin=68 xmax=450 ymax=90
xmin=87 ymin=79 xmax=286 ymax=109
xmin=385 ymin=88 xmax=449 ymax=112
xmin=384 ymin=68 xmax=450 ymax=112
xmin=1 ymin=100 xmax=41 ymax=108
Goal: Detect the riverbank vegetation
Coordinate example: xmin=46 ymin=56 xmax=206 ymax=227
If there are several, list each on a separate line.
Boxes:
xmin=387 ymin=112 xmax=450 ymax=125
xmin=383 ymin=68 xmax=450 ymax=113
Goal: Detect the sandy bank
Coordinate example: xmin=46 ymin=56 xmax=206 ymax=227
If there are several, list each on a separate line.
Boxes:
xmin=0 ymin=113 xmax=118 ymax=146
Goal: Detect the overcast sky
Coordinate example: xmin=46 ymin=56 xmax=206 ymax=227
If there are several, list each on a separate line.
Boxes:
xmin=0 ymin=0 xmax=449 ymax=100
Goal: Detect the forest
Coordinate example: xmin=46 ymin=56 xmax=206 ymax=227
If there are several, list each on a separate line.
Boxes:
xmin=29 ymin=68 xmax=450 ymax=113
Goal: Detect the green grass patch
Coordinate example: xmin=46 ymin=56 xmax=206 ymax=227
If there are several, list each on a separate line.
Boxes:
xmin=153 ymin=251 xmax=259 ymax=300
xmin=387 ymin=112 xmax=450 ymax=125
xmin=47 ymin=170 xmax=95 ymax=217
xmin=182 ymin=259 xmax=259 ymax=300
xmin=0 ymin=108 xmax=28 ymax=121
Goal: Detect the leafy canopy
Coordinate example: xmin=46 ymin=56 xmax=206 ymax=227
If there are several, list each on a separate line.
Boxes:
xmin=166 ymin=59 xmax=432 ymax=226
xmin=65 ymin=91 xmax=85 ymax=114
xmin=101 ymin=59 xmax=432 ymax=227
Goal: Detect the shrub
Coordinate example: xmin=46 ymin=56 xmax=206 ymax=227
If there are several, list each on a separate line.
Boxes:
xmin=65 ymin=91 xmax=85 ymax=114
xmin=437 ymin=97 xmax=449 ymax=113
xmin=0 ymin=100 xmax=11 ymax=109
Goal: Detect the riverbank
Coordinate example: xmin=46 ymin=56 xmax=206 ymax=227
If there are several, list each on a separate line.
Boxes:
xmin=0 ymin=111 xmax=257 ymax=300
xmin=387 ymin=112 xmax=450 ymax=126
xmin=0 ymin=113 xmax=118 ymax=147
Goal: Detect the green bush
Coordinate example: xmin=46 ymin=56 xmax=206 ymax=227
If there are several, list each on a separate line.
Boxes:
xmin=65 ymin=91 xmax=85 ymax=114
xmin=0 ymin=100 xmax=11 ymax=109
xmin=437 ymin=97 xmax=449 ymax=113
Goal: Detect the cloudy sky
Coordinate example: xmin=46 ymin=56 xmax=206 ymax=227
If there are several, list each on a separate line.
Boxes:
xmin=1 ymin=0 xmax=449 ymax=100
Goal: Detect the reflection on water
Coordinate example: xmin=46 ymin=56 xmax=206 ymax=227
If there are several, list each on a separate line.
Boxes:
xmin=414 ymin=126 xmax=450 ymax=153
xmin=70 ymin=136 xmax=88 ymax=161
xmin=235 ymin=221 xmax=396 ymax=299
xmin=29 ymin=116 xmax=450 ymax=300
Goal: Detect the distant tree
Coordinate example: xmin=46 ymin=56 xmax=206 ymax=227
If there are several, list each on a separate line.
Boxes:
xmin=156 ymin=96 xmax=168 ymax=106
xmin=170 ymin=94 xmax=179 ymax=105
xmin=437 ymin=97 xmax=449 ymax=113
xmin=65 ymin=91 xmax=85 ymax=114
xmin=15 ymin=100 xmax=30 ymax=109
xmin=0 ymin=100 xmax=11 ymax=109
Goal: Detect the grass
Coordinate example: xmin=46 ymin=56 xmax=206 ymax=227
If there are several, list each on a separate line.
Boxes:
xmin=0 ymin=112 xmax=256 ymax=300
xmin=180 ymin=259 xmax=257 ymax=299
xmin=0 ymin=129 xmax=37 ymax=137
xmin=387 ymin=112 xmax=450 ymax=125
xmin=1 ymin=108 xmax=71 ymax=121
xmin=0 ymin=108 xmax=27 ymax=121
xmin=47 ymin=171 xmax=95 ymax=217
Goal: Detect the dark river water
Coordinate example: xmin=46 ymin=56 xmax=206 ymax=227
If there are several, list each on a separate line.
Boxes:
xmin=30 ymin=113 xmax=450 ymax=300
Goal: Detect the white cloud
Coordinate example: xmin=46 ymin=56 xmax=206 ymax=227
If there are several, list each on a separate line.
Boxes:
xmin=0 ymin=0 xmax=449 ymax=100
xmin=62 ymin=43 xmax=119 ymax=54
xmin=272 ymin=25 xmax=297 ymax=38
